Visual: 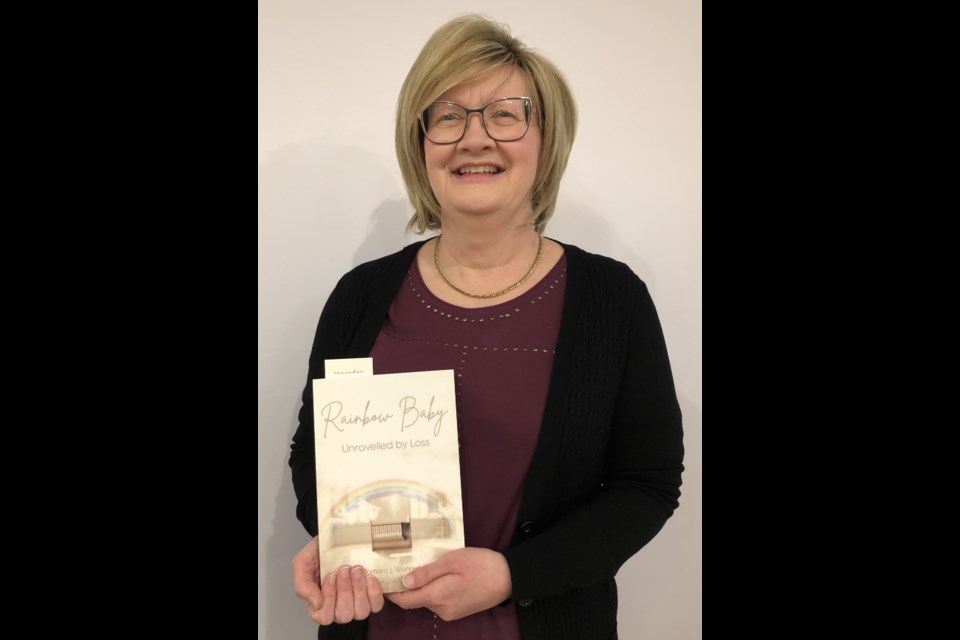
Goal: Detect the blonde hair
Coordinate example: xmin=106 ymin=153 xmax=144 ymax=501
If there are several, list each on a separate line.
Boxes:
xmin=396 ymin=15 xmax=578 ymax=234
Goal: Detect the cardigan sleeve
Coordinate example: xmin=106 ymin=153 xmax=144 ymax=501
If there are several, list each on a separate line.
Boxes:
xmin=288 ymin=243 xmax=424 ymax=538
xmin=502 ymin=274 xmax=684 ymax=601
xmin=289 ymin=278 xmax=353 ymax=537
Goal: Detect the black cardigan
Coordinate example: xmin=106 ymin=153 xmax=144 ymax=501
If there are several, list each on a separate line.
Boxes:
xmin=290 ymin=240 xmax=684 ymax=640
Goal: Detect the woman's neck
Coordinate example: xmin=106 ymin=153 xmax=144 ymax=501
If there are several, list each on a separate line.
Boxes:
xmin=436 ymin=219 xmax=539 ymax=270
xmin=417 ymin=215 xmax=563 ymax=309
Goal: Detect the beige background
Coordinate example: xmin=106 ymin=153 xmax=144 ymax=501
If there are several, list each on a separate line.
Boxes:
xmin=259 ymin=1 xmax=701 ymax=638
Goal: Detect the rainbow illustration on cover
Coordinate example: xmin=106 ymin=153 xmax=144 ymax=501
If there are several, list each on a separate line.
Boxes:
xmin=313 ymin=365 xmax=464 ymax=593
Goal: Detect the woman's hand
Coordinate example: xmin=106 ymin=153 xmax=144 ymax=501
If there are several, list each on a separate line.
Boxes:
xmin=386 ymin=547 xmax=512 ymax=621
xmin=292 ymin=536 xmax=384 ymax=625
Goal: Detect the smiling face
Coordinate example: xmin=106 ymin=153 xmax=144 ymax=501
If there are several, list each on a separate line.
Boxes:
xmin=423 ymin=66 xmax=541 ymax=227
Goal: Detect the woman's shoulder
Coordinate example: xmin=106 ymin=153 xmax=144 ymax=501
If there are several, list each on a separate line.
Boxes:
xmin=554 ymin=242 xmax=662 ymax=330
xmin=554 ymin=241 xmax=648 ymax=292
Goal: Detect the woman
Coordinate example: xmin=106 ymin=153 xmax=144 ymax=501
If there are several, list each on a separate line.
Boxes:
xmin=290 ymin=15 xmax=683 ymax=640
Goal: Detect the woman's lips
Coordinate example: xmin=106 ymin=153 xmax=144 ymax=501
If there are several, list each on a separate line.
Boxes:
xmin=452 ymin=164 xmax=504 ymax=180
xmin=455 ymin=164 xmax=502 ymax=175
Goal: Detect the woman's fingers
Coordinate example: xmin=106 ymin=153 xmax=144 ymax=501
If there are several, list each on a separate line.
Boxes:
xmin=316 ymin=570 xmax=337 ymax=624
xmin=367 ymin=574 xmax=385 ymax=614
xmin=351 ymin=567 xmax=371 ymax=619
xmin=334 ymin=566 xmax=356 ymax=623
xmin=304 ymin=564 xmax=383 ymax=625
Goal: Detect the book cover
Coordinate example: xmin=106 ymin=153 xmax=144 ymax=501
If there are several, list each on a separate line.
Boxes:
xmin=313 ymin=360 xmax=465 ymax=593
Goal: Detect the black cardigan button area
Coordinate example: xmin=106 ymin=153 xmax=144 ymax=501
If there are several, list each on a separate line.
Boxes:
xmin=518 ymin=520 xmax=534 ymax=534
xmin=518 ymin=599 xmax=534 ymax=607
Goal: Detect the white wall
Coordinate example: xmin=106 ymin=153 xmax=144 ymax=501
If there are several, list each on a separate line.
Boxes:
xmin=259 ymin=1 xmax=701 ymax=638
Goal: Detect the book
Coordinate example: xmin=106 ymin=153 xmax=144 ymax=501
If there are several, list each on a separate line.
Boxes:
xmin=313 ymin=358 xmax=465 ymax=593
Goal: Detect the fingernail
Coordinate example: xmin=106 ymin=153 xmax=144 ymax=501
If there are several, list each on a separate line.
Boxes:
xmin=310 ymin=597 xmax=318 ymax=609
xmin=351 ymin=566 xmax=363 ymax=578
xmin=339 ymin=566 xmax=350 ymax=579
xmin=402 ymin=574 xmax=413 ymax=588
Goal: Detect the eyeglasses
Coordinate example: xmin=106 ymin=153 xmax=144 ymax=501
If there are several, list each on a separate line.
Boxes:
xmin=420 ymin=97 xmax=532 ymax=144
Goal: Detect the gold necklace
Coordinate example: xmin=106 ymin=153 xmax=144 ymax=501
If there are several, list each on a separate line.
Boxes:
xmin=433 ymin=234 xmax=544 ymax=299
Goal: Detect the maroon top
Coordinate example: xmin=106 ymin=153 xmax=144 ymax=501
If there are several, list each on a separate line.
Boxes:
xmin=366 ymin=253 xmax=567 ymax=640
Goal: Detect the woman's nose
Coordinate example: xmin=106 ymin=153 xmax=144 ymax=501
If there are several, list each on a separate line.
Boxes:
xmin=457 ymin=112 xmax=494 ymax=149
